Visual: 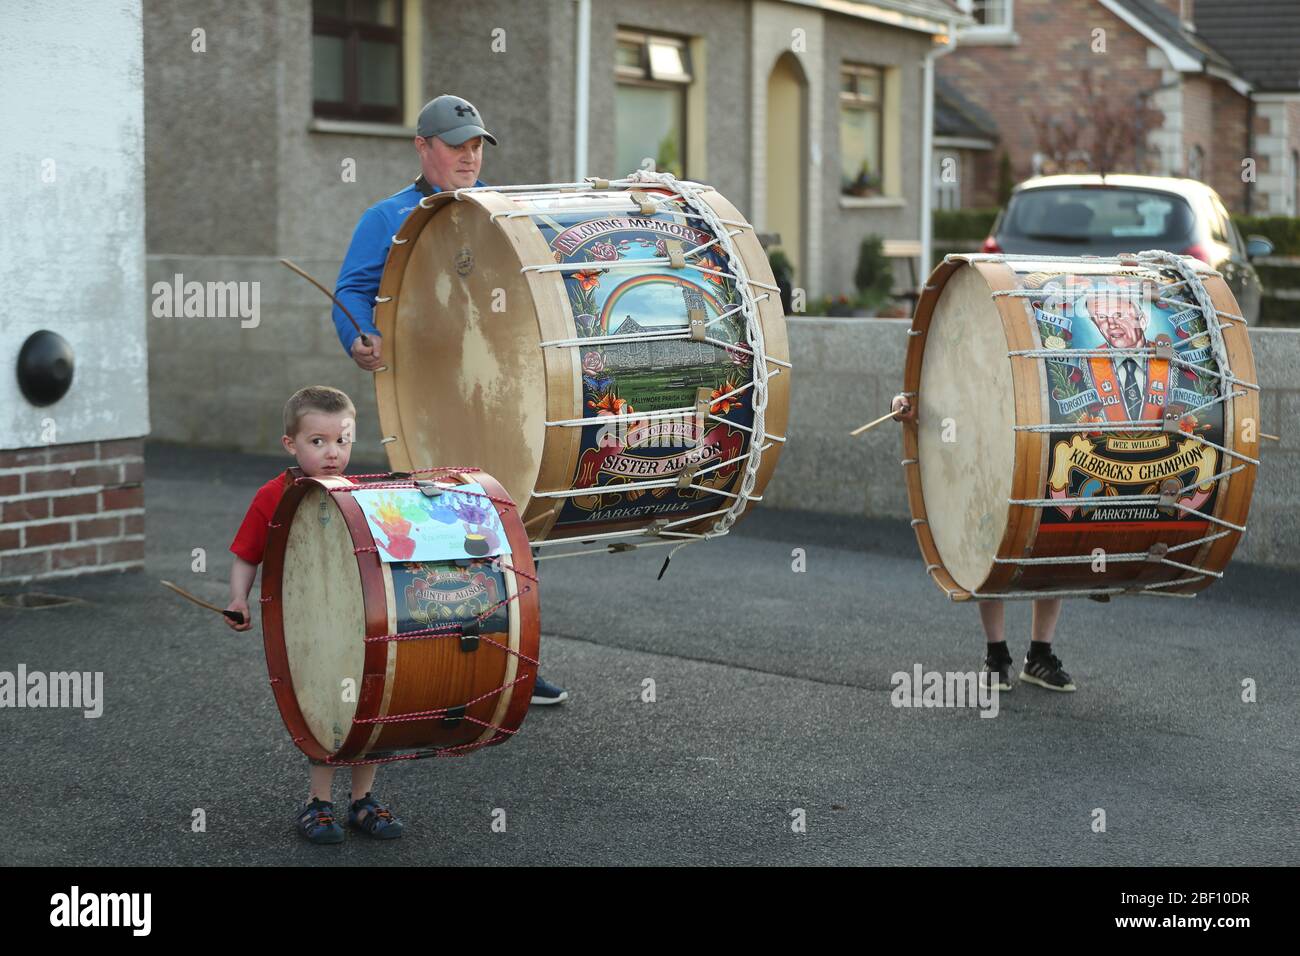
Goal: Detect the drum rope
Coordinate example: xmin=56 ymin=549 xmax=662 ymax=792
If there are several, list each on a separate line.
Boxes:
xmin=619 ymin=169 xmax=777 ymax=542
xmin=986 ymin=250 xmax=1258 ymax=596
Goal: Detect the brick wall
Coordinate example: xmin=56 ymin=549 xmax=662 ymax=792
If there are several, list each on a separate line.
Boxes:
xmin=1208 ymin=78 xmax=1250 ymax=213
xmin=940 ymin=0 xmax=1259 ymax=210
xmin=943 ymin=0 xmax=1168 ymax=207
xmin=0 ymin=439 xmax=146 ymax=585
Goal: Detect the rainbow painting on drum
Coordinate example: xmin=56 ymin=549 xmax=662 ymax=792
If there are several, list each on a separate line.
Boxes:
xmin=1021 ymin=270 xmax=1224 ymax=527
xmin=527 ymin=199 xmax=757 ymax=531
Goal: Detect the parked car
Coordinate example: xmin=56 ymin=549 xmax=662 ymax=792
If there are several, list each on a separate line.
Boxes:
xmin=983 ymin=174 xmax=1274 ymax=322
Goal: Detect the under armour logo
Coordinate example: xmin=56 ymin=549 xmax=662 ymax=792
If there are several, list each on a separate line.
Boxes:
xmin=454 ymin=105 xmax=476 ymax=117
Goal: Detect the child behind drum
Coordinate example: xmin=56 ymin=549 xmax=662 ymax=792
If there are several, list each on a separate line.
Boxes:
xmin=890 ymin=393 xmax=1075 ymax=692
xmin=226 ymin=385 xmax=405 ymax=844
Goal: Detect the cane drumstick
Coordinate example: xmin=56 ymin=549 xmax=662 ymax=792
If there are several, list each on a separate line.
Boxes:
xmin=850 ymin=409 xmax=905 ymax=437
xmin=278 ymin=257 xmax=372 ymax=347
xmin=160 ymin=580 xmax=245 ymax=625
xmin=1260 ymin=433 xmax=1280 ymax=442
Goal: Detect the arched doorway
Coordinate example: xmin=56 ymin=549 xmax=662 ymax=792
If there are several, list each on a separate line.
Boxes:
xmin=765 ymin=52 xmax=807 ymax=287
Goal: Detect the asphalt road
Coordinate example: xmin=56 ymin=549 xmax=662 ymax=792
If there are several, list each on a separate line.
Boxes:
xmin=1 ymin=441 xmax=1296 ymax=866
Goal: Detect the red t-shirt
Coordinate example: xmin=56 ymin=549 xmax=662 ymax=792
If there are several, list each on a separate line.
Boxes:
xmin=229 ymin=470 xmax=358 ymax=565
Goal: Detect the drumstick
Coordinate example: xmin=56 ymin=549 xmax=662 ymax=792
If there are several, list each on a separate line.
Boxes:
xmin=850 ymin=409 xmax=904 ymax=437
xmin=278 ymin=258 xmax=372 ymax=348
xmin=160 ymin=580 xmax=246 ymax=625
xmin=1260 ymin=433 xmax=1280 ymax=442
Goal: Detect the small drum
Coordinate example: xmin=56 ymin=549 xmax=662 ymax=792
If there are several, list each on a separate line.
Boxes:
xmin=903 ymin=252 xmax=1260 ymax=599
xmin=372 ymin=175 xmax=790 ymax=548
xmin=260 ymin=469 xmax=539 ymax=762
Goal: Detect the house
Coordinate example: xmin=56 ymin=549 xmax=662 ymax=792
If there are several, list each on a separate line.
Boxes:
xmin=935 ymin=0 xmax=1300 ymax=214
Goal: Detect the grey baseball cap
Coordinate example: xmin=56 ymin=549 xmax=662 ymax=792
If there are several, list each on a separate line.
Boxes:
xmin=417 ymin=94 xmax=498 ymax=146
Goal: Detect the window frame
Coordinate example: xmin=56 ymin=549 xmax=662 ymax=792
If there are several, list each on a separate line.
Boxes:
xmin=839 ymin=63 xmax=885 ymax=198
xmin=312 ymin=0 xmax=405 ymax=125
xmin=956 ymin=0 xmax=1015 ymax=37
xmin=615 ymin=29 xmax=692 ymax=178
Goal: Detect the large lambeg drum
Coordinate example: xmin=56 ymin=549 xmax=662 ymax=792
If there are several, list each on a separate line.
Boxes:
xmin=371 ymin=177 xmax=790 ymax=547
xmin=903 ymin=252 xmax=1260 ymax=599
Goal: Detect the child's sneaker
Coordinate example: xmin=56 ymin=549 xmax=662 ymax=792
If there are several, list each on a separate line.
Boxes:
xmin=296 ymin=798 xmax=345 ymax=844
xmin=1020 ymin=649 xmax=1077 ymax=692
xmin=981 ymin=654 xmax=1014 ymax=692
xmin=348 ymin=792 xmax=404 ymax=839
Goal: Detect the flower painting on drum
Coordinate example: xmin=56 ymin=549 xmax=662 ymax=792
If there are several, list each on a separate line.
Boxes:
xmin=527 ymin=195 xmax=757 ymax=532
xmin=1020 ymin=270 xmax=1225 ymax=527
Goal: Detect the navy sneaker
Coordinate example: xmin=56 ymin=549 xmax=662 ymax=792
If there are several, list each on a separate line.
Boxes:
xmin=347 ymin=792 xmax=403 ymax=839
xmin=296 ymin=798 xmax=345 ymax=845
xmin=531 ymin=674 xmax=569 ymax=706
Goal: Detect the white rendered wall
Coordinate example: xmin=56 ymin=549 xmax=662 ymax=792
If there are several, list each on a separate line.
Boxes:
xmin=0 ymin=1 xmax=148 ymax=449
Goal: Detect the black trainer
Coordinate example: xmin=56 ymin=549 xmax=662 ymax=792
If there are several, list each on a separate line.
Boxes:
xmin=981 ymin=654 xmax=1014 ymax=692
xmin=1020 ymin=650 xmax=1076 ymax=692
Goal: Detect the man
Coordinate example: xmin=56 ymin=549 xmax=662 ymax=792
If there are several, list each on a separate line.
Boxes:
xmin=332 ymin=94 xmax=568 ymax=705
xmin=1081 ymin=286 xmax=1164 ymax=423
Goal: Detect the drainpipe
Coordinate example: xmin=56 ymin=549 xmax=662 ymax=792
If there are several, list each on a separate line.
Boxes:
xmin=920 ymin=21 xmax=958 ymax=275
xmin=574 ymin=0 xmax=591 ymax=180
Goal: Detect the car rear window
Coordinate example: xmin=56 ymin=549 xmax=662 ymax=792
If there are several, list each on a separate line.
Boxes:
xmin=1001 ymin=187 xmax=1195 ymax=244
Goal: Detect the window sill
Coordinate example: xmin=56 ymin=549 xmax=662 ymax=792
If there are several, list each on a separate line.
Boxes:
xmin=308 ymin=118 xmax=417 ymax=139
xmin=839 ymin=196 xmax=906 ymax=209
xmin=954 ymin=30 xmax=1020 ymax=46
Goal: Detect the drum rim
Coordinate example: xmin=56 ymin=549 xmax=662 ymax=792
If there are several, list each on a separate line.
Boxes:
xmin=261 ymin=474 xmax=389 ymax=761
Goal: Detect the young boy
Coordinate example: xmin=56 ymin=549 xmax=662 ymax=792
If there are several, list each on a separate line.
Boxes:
xmin=226 ymin=385 xmax=405 ymax=844
xmin=891 ymin=393 xmax=1074 ymax=692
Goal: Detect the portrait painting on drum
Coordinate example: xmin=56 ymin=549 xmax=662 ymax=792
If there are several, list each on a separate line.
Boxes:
xmin=533 ymin=206 xmax=756 ymax=531
xmin=1022 ymin=270 xmax=1223 ymax=527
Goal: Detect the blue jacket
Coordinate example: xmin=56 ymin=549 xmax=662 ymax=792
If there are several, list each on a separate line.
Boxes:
xmin=332 ymin=177 xmax=487 ymax=355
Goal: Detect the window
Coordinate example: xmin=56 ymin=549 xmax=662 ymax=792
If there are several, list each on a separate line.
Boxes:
xmin=313 ymin=0 xmax=403 ymax=124
xmin=1186 ymin=144 xmax=1205 ymax=181
xmin=958 ymin=0 xmax=1014 ymax=32
xmin=934 ymin=151 xmax=961 ymax=210
xmin=615 ymin=30 xmax=692 ymax=178
xmin=840 ymin=65 xmax=884 ymax=197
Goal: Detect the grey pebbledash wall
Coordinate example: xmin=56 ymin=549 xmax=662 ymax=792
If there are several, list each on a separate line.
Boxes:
xmin=145 ymin=293 xmax=1300 ymax=570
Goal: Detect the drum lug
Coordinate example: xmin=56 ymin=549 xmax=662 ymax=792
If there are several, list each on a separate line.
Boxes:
xmin=1157 ymin=479 xmax=1182 ymax=509
xmin=1161 ymin=412 xmax=1185 ymax=434
xmin=688 ymin=308 xmax=707 ymax=342
xmin=459 ymin=619 xmax=480 ymax=652
xmin=609 ymin=542 xmax=637 ymax=553
xmin=1088 ymin=594 xmax=1111 ymax=603
xmin=386 ymin=470 xmax=412 ymax=480
xmin=443 ymin=705 xmax=467 ymax=727
xmin=644 ymin=519 xmax=670 ymax=537
xmin=415 ymin=480 xmax=445 ymax=498
xmin=1145 ymin=542 xmax=1170 ymax=563
xmin=676 ymin=463 xmax=700 ymax=489
xmin=1152 ymin=334 xmax=1175 ymax=361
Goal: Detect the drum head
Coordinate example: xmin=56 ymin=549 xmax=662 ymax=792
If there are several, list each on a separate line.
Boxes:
xmin=280 ymin=483 xmax=366 ymax=754
xmin=389 ymin=198 xmax=557 ymax=509
xmin=918 ymin=264 xmax=1014 ymax=592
